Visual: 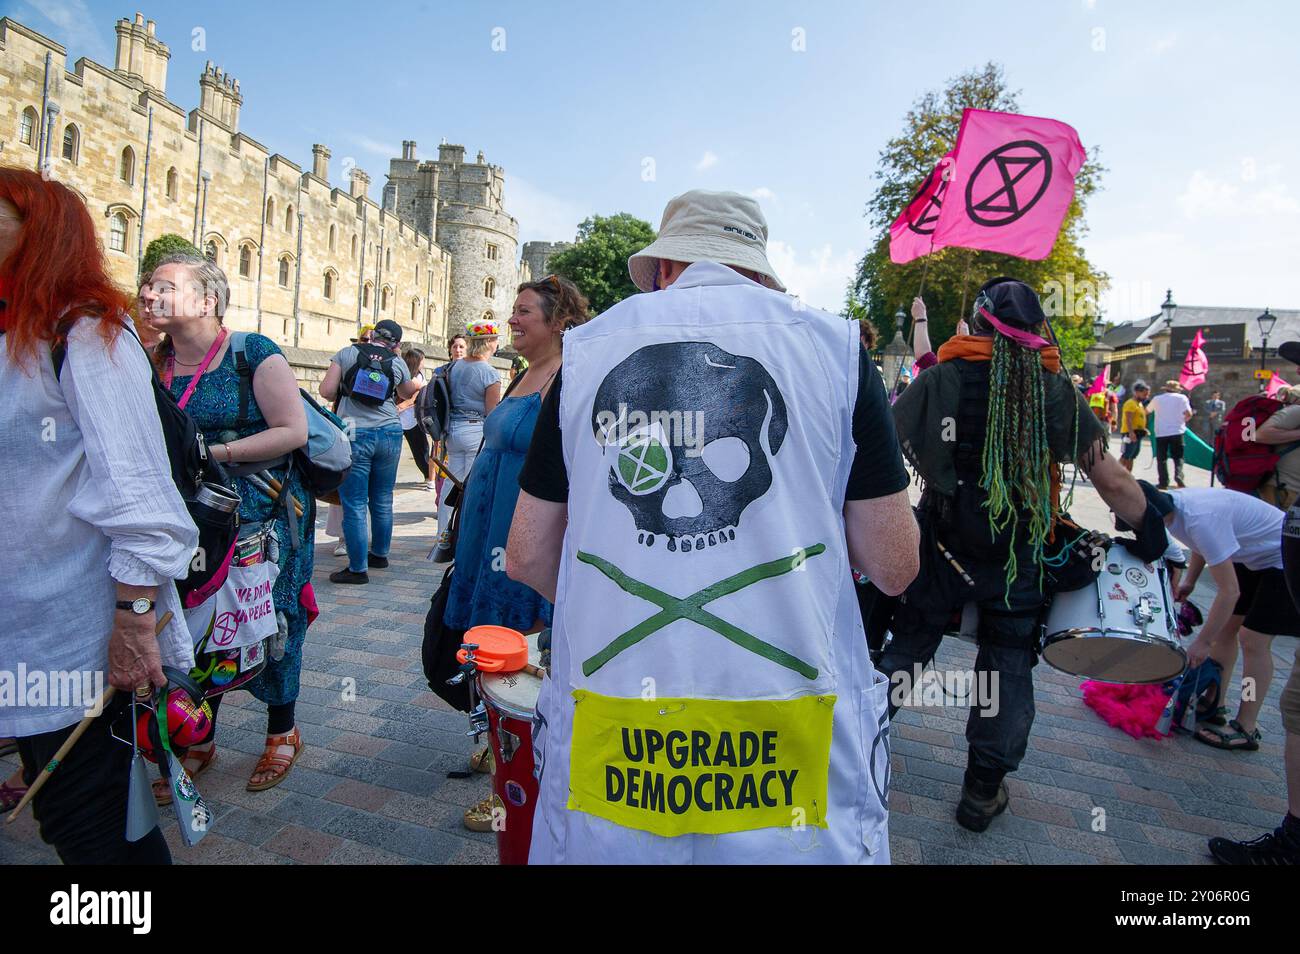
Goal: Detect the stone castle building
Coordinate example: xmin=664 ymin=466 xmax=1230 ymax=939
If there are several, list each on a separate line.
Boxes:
xmin=383 ymin=140 xmax=530 ymax=332
xmin=0 ymin=11 xmax=553 ymax=364
xmin=521 ymin=240 xmax=572 ymax=284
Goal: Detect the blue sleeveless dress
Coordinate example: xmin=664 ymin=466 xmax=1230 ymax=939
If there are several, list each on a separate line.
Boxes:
xmin=443 ymin=391 xmax=554 ymax=632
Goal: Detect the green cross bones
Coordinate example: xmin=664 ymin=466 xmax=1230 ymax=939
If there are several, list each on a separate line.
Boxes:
xmin=577 ymin=544 xmax=827 ymax=679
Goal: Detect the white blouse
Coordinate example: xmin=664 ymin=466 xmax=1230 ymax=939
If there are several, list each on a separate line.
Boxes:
xmin=0 ymin=316 xmax=197 ymax=737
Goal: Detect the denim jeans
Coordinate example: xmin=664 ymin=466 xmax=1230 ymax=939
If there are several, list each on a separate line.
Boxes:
xmin=340 ymin=423 xmax=404 ymax=572
xmin=436 ymin=419 xmax=483 ymax=542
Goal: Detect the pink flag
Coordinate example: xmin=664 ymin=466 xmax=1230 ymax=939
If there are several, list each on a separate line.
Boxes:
xmin=1085 ymin=369 xmax=1107 ymax=396
xmin=889 ymin=153 xmax=955 ymax=263
xmin=1179 ymin=329 xmax=1209 ymax=392
xmin=931 ymin=109 xmax=1087 ymax=260
xmin=1266 ymin=374 xmax=1290 ymax=399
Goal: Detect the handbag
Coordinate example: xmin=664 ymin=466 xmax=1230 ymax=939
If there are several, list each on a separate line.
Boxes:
xmin=422 ymin=495 xmax=472 ymax=711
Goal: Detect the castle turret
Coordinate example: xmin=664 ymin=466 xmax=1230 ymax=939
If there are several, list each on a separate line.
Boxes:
xmin=350 ymin=167 xmax=370 ymax=199
xmin=311 ymin=144 xmax=330 ymax=181
xmin=114 ymin=12 xmax=170 ymax=93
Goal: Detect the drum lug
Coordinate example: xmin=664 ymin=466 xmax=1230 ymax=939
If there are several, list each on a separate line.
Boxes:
xmin=499 ymin=725 xmax=520 ymax=763
xmin=467 ymin=702 xmax=489 ymax=741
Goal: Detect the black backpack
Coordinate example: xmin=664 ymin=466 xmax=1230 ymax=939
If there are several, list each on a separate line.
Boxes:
xmin=50 ymin=323 xmax=237 ymax=603
xmin=341 ymin=342 xmax=399 ymax=407
xmin=417 ymin=359 xmax=456 ymax=442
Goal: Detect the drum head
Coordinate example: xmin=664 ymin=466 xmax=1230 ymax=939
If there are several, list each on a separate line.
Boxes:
xmin=479 ymin=633 xmax=542 ymax=720
xmin=1042 ymin=632 xmax=1186 ymax=684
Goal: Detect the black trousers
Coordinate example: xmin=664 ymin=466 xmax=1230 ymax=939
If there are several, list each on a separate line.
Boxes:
xmin=878 ymin=564 xmax=1044 ymax=783
xmin=404 ymin=425 xmax=430 ymax=480
xmin=1155 ymin=434 xmax=1185 ymax=487
xmin=16 ymin=694 xmax=171 ymax=865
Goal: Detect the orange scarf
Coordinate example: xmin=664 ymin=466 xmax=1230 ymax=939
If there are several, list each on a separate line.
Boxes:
xmin=937 ymin=334 xmax=1061 ymax=373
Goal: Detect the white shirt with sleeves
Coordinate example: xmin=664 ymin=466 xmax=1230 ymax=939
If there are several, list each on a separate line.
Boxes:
xmin=0 ymin=316 xmax=197 ymax=736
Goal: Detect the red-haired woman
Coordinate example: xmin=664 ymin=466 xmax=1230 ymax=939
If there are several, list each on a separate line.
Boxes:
xmin=0 ymin=168 xmax=198 ymax=863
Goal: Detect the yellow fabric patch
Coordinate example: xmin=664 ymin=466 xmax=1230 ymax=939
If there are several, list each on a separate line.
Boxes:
xmin=567 ymin=690 xmax=835 ymax=837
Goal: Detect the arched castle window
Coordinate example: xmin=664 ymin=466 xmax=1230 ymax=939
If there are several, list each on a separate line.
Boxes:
xmin=329 ymin=225 xmax=337 ymax=252
xmin=481 ymin=310 xmax=494 ymax=322
xmin=324 ymin=269 xmax=337 ymax=301
xmin=483 ymin=277 xmax=495 ymax=299
xmin=285 ymin=204 xmax=294 ymax=233
xmin=19 ymin=107 xmax=37 ymax=147
xmin=61 ymin=124 xmax=79 ymax=163
xmin=410 ymin=298 xmax=419 ymax=324
xmin=165 ymin=167 xmax=178 ymax=200
xmin=415 ymin=263 xmax=420 ymax=285
xmin=351 ymin=234 xmax=358 ymax=261
xmin=363 ymin=282 xmax=372 ymax=309
xmin=486 ymin=243 xmax=498 ymax=261
xmin=119 ymin=147 xmax=135 ymax=186
xmin=203 ymin=234 xmax=227 ymax=269
xmin=385 ymin=248 xmax=391 ymax=271
xmin=238 ymin=243 xmax=254 ymax=278
xmin=108 ymin=212 xmax=129 ymax=253
xmin=265 ymin=197 xmax=275 ymax=225
xmin=278 ymin=256 xmax=292 ymax=288
xmin=205 ymin=241 xmax=217 ymax=263
xmin=381 ymin=285 xmax=391 ymax=312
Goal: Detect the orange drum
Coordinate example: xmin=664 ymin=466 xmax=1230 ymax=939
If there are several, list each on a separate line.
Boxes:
xmin=477 ymin=632 xmax=543 ymax=865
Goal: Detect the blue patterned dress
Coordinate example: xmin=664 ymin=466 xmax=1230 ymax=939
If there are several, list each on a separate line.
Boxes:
xmin=168 ymin=333 xmax=315 ymax=706
xmin=444 ymin=391 xmax=554 ymax=632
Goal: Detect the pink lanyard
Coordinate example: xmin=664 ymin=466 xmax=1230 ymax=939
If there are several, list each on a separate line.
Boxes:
xmin=164 ymin=328 xmax=228 ymax=409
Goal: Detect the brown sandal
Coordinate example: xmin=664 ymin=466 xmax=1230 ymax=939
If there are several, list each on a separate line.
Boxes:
xmin=153 ymin=744 xmax=218 ymax=806
xmin=246 ymin=727 xmax=303 ymax=791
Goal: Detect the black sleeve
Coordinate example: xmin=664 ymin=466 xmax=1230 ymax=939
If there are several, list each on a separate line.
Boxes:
xmin=846 ymin=347 xmax=911 ymax=501
xmin=519 ymin=369 xmax=569 ymax=503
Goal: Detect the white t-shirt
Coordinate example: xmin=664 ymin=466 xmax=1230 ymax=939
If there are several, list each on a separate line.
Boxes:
xmin=398 ymin=373 xmax=425 ymax=430
xmin=1148 ymin=391 xmax=1192 ymax=437
xmin=1166 ymin=487 xmax=1283 ymax=570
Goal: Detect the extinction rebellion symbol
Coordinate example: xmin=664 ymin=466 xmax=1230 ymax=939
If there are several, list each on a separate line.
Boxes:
xmin=964 ymin=140 xmax=1053 ymax=227
xmin=906 ymin=164 xmax=950 ymax=236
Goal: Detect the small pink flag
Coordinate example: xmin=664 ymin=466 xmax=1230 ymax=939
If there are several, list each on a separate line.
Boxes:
xmin=1179 ymin=330 xmax=1209 ymax=392
xmin=931 ymin=109 xmax=1087 ymax=260
xmin=1266 ymin=374 xmax=1290 ymax=399
xmin=1086 ymin=369 xmax=1107 ymax=396
xmin=889 ymin=154 xmax=955 ymax=264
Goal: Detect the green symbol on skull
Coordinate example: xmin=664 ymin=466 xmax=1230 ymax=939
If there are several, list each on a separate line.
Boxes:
xmin=616 ymin=434 xmax=671 ymax=495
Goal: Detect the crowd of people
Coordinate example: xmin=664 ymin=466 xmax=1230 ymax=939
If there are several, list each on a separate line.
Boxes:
xmin=1 ymin=166 xmax=1296 ymax=867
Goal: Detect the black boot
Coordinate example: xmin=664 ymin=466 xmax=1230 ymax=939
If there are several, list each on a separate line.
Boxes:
xmin=956 ymin=767 xmax=1009 ymax=833
xmin=1209 ymin=814 xmax=1300 ymax=865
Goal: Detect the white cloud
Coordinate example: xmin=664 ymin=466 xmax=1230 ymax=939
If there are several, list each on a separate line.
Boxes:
xmin=510 ymin=175 xmax=587 ymax=246
xmin=20 ymin=0 xmax=110 ymax=62
xmin=694 ymin=150 xmax=719 ymax=172
xmin=351 ymin=135 xmax=400 ymax=158
xmin=765 ymin=240 xmax=857 ymax=313
xmin=1151 ymin=32 xmax=1177 ymax=55
xmin=1177 ymin=169 xmax=1300 ymax=220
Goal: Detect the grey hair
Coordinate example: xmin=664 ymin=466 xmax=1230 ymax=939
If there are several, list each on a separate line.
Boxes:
xmin=1132 ymin=379 xmax=1149 ymax=391
xmin=144 ymin=253 xmax=230 ymax=320
xmin=467 ymin=335 xmax=497 ymax=358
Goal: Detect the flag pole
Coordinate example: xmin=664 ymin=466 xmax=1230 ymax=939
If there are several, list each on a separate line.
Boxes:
xmin=957 ymin=250 xmax=974 ymax=320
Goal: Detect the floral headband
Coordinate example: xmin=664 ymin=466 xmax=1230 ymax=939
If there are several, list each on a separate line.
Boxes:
xmin=465 ymin=319 xmax=502 ymax=337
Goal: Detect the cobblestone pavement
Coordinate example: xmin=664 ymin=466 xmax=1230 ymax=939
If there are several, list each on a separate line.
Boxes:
xmin=2 ymin=442 xmax=1293 ymax=864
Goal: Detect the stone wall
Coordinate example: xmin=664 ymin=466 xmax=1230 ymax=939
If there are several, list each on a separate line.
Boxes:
xmin=1112 ymin=353 xmax=1298 ymax=442
xmin=285 ymin=346 xmax=511 ymax=394
xmin=521 ymin=239 xmax=571 ymax=282
xmin=0 ymin=13 xmax=452 ymax=356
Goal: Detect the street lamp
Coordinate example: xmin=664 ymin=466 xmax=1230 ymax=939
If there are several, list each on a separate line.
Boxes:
xmin=1092 ymin=316 xmax=1107 ymax=340
xmin=895 ymin=306 xmax=907 ymax=341
xmin=1258 ymin=307 xmax=1278 ymax=371
xmin=1161 ymin=289 xmax=1177 ymax=328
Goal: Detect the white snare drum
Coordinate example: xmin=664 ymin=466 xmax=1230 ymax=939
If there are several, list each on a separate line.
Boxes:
xmin=1041 ymin=545 xmax=1186 ymax=684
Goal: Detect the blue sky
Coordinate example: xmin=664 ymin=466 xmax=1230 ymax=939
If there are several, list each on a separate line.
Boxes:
xmin=15 ymin=0 xmax=1300 ymax=322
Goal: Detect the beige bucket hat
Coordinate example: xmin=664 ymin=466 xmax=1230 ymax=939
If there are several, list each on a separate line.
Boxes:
xmin=628 ymin=189 xmax=785 ymax=293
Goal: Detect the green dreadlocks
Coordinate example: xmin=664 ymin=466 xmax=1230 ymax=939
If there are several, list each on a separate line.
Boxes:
xmin=980 ymin=334 xmax=1056 ymax=597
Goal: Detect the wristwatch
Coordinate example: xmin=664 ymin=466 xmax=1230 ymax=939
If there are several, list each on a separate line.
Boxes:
xmin=115 ymin=597 xmax=155 ymax=615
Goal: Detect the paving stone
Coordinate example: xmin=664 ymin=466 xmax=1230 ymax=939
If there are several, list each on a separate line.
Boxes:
xmin=263 ymin=824 xmax=343 ymax=864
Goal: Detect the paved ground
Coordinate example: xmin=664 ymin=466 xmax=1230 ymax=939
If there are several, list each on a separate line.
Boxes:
xmin=1 ymin=439 xmax=1293 ymax=864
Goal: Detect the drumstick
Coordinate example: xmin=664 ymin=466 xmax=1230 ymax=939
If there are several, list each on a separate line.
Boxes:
xmin=7 ymin=612 xmax=174 ymax=823
xmin=247 ymin=473 xmax=305 ymax=518
xmin=522 ymin=663 xmax=546 ymax=679
xmin=262 ymin=475 xmax=305 ymax=518
xmin=936 ymin=540 xmax=976 ymax=588
xmin=427 ymin=455 xmax=464 ymax=492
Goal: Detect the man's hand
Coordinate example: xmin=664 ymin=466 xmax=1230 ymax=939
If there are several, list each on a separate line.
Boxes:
xmin=910 ymin=297 xmax=927 ymax=322
xmin=1186 ymin=634 xmax=1215 ymax=668
xmin=1175 ymin=580 xmax=1196 ymax=602
xmin=107 ymin=608 xmax=165 ymax=691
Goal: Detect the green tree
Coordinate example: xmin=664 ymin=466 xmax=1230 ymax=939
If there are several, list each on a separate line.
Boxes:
xmin=546 ymin=213 xmax=657 ymax=316
xmin=141 ymin=233 xmax=202 ymax=279
xmin=847 ymin=63 xmax=1108 ymax=372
